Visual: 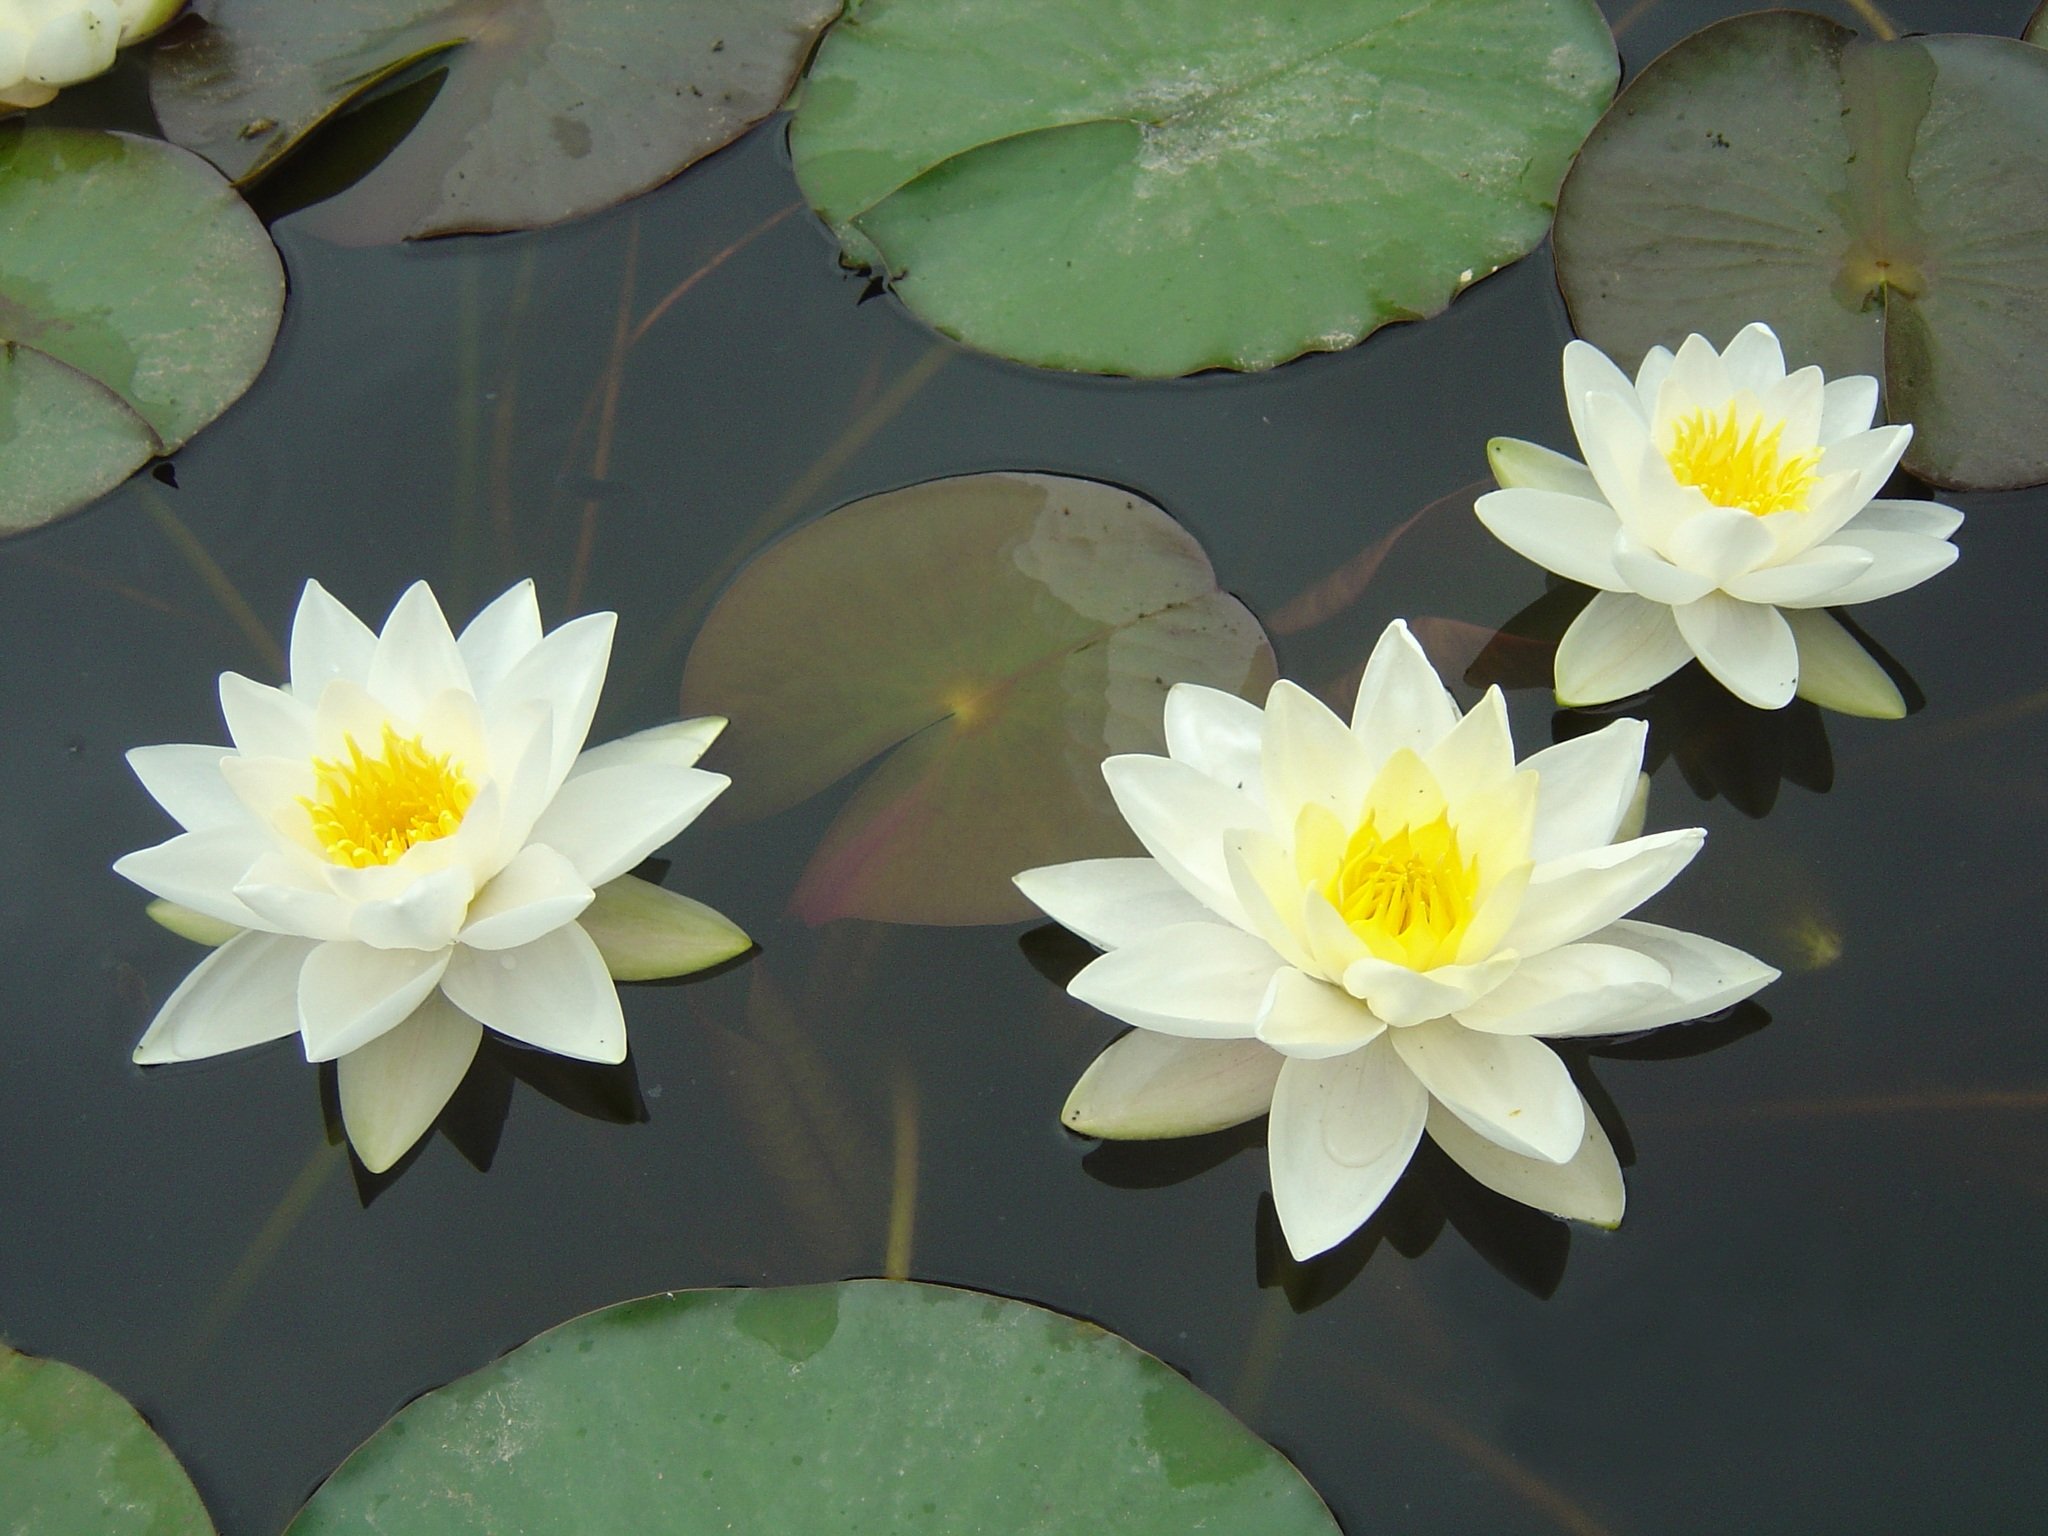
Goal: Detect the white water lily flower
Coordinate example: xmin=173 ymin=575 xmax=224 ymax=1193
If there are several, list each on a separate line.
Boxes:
xmin=116 ymin=580 xmax=745 ymax=1173
xmin=1016 ymin=621 xmax=1775 ymax=1261
xmin=0 ymin=0 xmax=179 ymax=110
xmin=1475 ymin=323 xmax=1961 ymax=712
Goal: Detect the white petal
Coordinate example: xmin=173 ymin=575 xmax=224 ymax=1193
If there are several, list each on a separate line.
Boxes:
xmin=1390 ymin=1020 xmax=1583 ymax=1163
xmin=366 ymin=582 xmax=471 ymax=720
xmin=1844 ymin=498 xmax=1963 ymax=540
xmin=296 ymin=942 xmax=450 ymax=1061
xmin=307 ymin=677 xmax=391 ymax=761
xmin=1760 ymin=367 xmax=1824 ymax=455
xmin=113 ymin=827 xmax=271 ymax=931
xmin=1563 ymin=338 xmax=1644 ymax=449
xmin=1339 ymin=952 xmax=1518 ymax=1028
xmin=133 ymin=931 xmax=312 ymax=1064
xmin=1163 ymin=683 xmax=1265 ymax=795
xmin=1786 ymin=608 xmax=1905 ymax=719
xmin=460 ymin=843 xmax=593 ymax=950
xmin=1505 ymin=827 xmax=1704 ymax=955
xmin=1485 ymin=437 xmax=1603 ymax=499
xmin=1818 ymin=374 xmax=1879 ymax=442
xmin=1060 ymin=1032 xmax=1283 ymax=1139
xmin=1014 ymin=858 xmax=1212 ymax=952
xmin=347 ymin=864 xmax=475 ymax=952
xmin=1424 ymin=687 xmax=1518 ymax=810
xmin=1663 ymin=331 xmax=1733 ymax=411
xmin=127 ymin=744 xmax=240 ymax=832
xmin=1667 ymin=506 xmax=1777 ymax=582
xmin=1268 ymin=1039 xmax=1428 ymax=1261
xmin=566 ymin=717 xmax=726 ymax=778
xmin=288 ymin=580 xmax=376 ymax=698
xmin=24 ymin=8 xmax=115 ymax=84
xmin=1452 ymin=941 xmax=1672 ymax=1035
xmin=232 ymin=849 xmax=354 ymax=942
xmin=577 ymin=878 xmax=750 ymax=981
xmin=1806 ymin=529 xmax=1959 ymax=606
xmin=1612 ymin=535 xmax=1717 ymax=605
xmin=1426 ymin=1097 xmax=1623 ymax=1227
xmin=1067 ymin=922 xmax=1284 ymax=1039
xmin=217 ymin=754 xmax=318 ymax=850
xmin=336 ymin=993 xmax=482 ymax=1173
xmin=1818 ymin=423 xmax=1911 ymax=508
xmin=456 ymin=580 xmax=544 ymax=696
xmin=1722 ymin=544 xmax=1875 ymax=607
xmin=1262 ymin=680 xmax=1373 ymax=831
xmin=1674 ymin=592 xmax=1799 ymax=708
xmin=482 ymin=612 xmax=616 ymax=794
xmin=1100 ymin=754 xmax=1259 ymax=926
xmin=1554 ymin=592 xmax=1692 ymax=706
xmin=1222 ymin=837 xmax=1320 ymax=975
xmin=1520 ymin=717 xmax=1648 ymax=865
xmin=1582 ymin=391 xmax=1669 ymax=538
xmin=1349 ymin=620 xmax=1459 ymax=769
xmin=1472 ymin=488 xmax=1627 ymax=590
xmin=527 ymin=763 xmax=727 ymax=889
xmin=219 ymin=672 xmax=314 ymax=759
xmin=1559 ymin=919 xmax=1778 ymax=1035
xmin=1255 ymin=968 xmax=1385 ymax=1060
xmin=1632 ymin=345 xmax=1675 ymax=412
xmin=1718 ymin=322 xmax=1787 ymax=393
xmin=441 ymin=923 xmax=626 ymax=1063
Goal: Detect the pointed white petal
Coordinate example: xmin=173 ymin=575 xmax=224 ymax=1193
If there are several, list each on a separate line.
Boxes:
xmin=1268 ymin=1039 xmax=1428 ymax=1260
xmin=1632 ymin=345 xmax=1675 ymax=412
xmin=1505 ymin=828 xmax=1704 ymax=955
xmin=1612 ymin=535 xmax=1718 ymax=605
xmin=1473 ymin=488 xmax=1628 ymax=589
xmin=1718 ymin=322 xmax=1787 ymax=393
xmin=1262 ymin=680 xmax=1373 ymax=830
xmin=1520 ymin=717 xmax=1648 ymax=865
xmin=346 ymin=864 xmax=476 ymax=952
xmin=366 ymin=582 xmax=472 ymax=720
xmin=1349 ymin=620 xmax=1459 ymax=769
xmin=1014 ymin=859 xmax=1212 ymax=953
xmin=460 ymin=843 xmax=593 ymax=950
xmin=441 ymin=923 xmax=626 ymax=1063
xmin=1340 ymin=952 xmax=1518 ymax=1027
xmin=233 ymin=849 xmax=354 ymax=942
xmin=1100 ymin=754 xmax=1259 ymax=926
xmin=567 ymin=717 xmax=726 ymax=778
xmin=577 ymin=879 xmax=750 ymax=981
xmin=1391 ymin=1020 xmax=1583 ymax=1163
xmin=1223 ymin=838 xmax=1321 ymax=975
xmin=1255 ymin=968 xmax=1384 ymax=1059
xmin=126 ymin=744 xmax=240 ymax=832
xmin=455 ymin=579 xmax=543 ymax=696
xmin=527 ymin=764 xmax=727 ymax=889
xmin=1674 ymin=592 xmax=1798 ymax=708
xmin=1485 ymin=437 xmax=1603 ymax=499
xmin=1786 ymin=608 xmax=1905 ymax=719
xmin=1554 ymin=591 xmax=1692 ymax=706
xmin=1067 ymin=922 xmax=1283 ymax=1039
xmin=1452 ymin=941 xmax=1671 ymax=1035
xmin=1425 ymin=687 xmax=1518 ymax=810
xmin=1818 ymin=374 xmax=1879 ymax=442
xmin=1664 ymin=331 xmax=1733 ymax=409
xmin=1563 ymin=339 xmax=1644 ymax=449
xmin=1667 ymin=506 xmax=1777 ymax=582
xmin=297 ymin=943 xmax=451 ymax=1062
xmin=1806 ymin=529 xmax=1959 ymax=606
xmin=337 ymin=993 xmax=482 ymax=1173
xmin=1426 ymin=1097 xmax=1623 ymax=1227
xmin=219 ymin=673 xmax=314 ymax=759
xmin=1818 ymin=423 xmax=1912 ymax=508
xmin=1557 ymin=919 xmax=1778 ymax=1035
xmin=288 ymin=580 xmax=376 ymax=698
xmin=482 ymin=612 xmax=616 ymax=793
xmin=1163 ymin=684 xmax=1265 ymax=796
xmin=1061 ymin=1032 xmax=1283 ymax=1139
xmin=113 ymin=827 xmax=271 ymax=931
xmin=133 ymin=931 xmax=312 ymax=1064
xmin=1843 ymin=498 xmax=1962 ymax=540
xmin=1722 ymin=545 xmax=1875 ymax=607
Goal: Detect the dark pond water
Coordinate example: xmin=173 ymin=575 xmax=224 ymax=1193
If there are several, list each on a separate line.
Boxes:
xmin=4 ymin=1 xmax=2045 ymax=1531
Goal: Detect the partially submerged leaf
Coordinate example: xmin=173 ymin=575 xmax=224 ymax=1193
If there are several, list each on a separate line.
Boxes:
xmin=149 ymin=0 xmax=844 ymax=241
xmin=286 ymin=1282 xmax=1340 ymax=1534
xmin=0 ymin=127 xmax=283 ymax=531
xmin=1554 ymin=13 xmax=2048 ymax=489
xmin=580 ymin=873 xmax=751 ymax=982
xmin=0 ymin=1343 xmax=215 ymax=1535
xmin=789 ymin=0 xmax=1617 ymax=376
xmin=678 ymin=473 xmax=1275 ymax=925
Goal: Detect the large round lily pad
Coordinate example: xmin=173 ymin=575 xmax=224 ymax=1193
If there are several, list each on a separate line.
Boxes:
xmin=0 ymin=1342 xmax=214 ymax=1535
xmin=678 ymin=473 xmax=1275 ymax=925
xmin=1553 ymin=12 xmax=2048 ymax=491
xmin=289 ymin=1281 xmax=1338 ymax=1533
xmin=0 ymin=126 xmax=284 ymax=533
xmin=788 ymin=0 xmax=1618 ymax=376
xmin=149 ymin=0 xmax=845 ymax=242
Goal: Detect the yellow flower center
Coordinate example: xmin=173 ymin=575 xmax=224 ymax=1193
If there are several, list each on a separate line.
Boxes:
xmin=1323 ymin=811 xmax=1480 ymax=969
xmin=303 ymin=723 xmax=476 ymax=868
xmin=1665 ymin=405 xmax=1821 ymax=515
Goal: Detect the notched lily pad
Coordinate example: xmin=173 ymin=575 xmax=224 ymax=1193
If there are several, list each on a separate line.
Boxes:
xmin=679 ymin=473 xmax=1275 ymax=926
xmin=789 ymin=0 xmax=1618 ymax=376
xmin=287 ymin=1281 xmax=1340 ymax=1534
xmin=148 ymin=0 xmax=846 ymax=242
xmin=0 ymin=126 xmax=283 ymax=532
xmin=1554 ymin=11 xmax=2048 ymax=490
xmin=0 ymin=1342 xmax=214 ymax=1535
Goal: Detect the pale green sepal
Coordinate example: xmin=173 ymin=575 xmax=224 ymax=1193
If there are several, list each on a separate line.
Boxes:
xmin=1425 ymin=1099 xmax=1625 ymax=1229
xmin=124 ymin=0 xmax=188 ymax=46
xmin=581 ymin=875 xmax=751 ymax=981
xmin=1061 ymin=1032 xmax=1281 ymax=1141
xmin=1787 ymin=607 xmax=1906 ymax=719
xmin=146 ymin=899 xmax=241 ymax=947
xmin=1486 ymin=436 xmax=1601 ymax=496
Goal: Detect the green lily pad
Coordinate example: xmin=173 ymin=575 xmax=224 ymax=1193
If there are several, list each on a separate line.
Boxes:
xmin=788 ymin=0 xmax=1617 ymax=376
xmin=1553 ymin=12 xmax=2048 ymax=491
xmin=0 ymin=1342 xmax=214 ymax=1535
xmin=148 ymin=0 xmax=844 ymax=242
xmin=288 ymin=1281 xmax=1338 ymax=1534
xmin=678 ymin=473 xmax=1275 ymax=925
xmin=0 ymin=126 xmax=283 ymax=532
xmin=2030 ymin=3 xmax=2044 ymax=45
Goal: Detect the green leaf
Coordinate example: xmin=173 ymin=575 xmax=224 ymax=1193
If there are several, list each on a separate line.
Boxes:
xmin=0 ymin=1343 xmax=214 ymax=1536
xmin=582 ymin=874 xmax=752 ymax=982
xmin=789 ymin=0 xmax=1618 ymax=376
xmin=149 ymin=0 xmax=844 ymax=242
xmin=0 ymin=127 xmax=283 ymax=532
xmin=678 ymin=473 xmax=1276 ymax=925
xmin=287 ymin=1282 xmax=1340 ymax=1534
xmin=1553 ymin=13 xmax=2048 ymax=491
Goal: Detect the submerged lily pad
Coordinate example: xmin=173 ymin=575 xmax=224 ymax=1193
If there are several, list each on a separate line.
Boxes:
xmin=149 ymin=0 xmax=844 ymax=242
xmin=1553 ymin=12 xmax=2048 ymax=490
xmin=788 ymin=0 xmax=1617 ymax=376
xmin=0 ymin=127 xmax=284 ymax=532
xmin=289 ymin=1281 xmax=1338 ymax=1533
xmin=0 ymin=1343 xmax=214 ymax=1535
xmin=678 ymin=473 xmax=1274 ymax=925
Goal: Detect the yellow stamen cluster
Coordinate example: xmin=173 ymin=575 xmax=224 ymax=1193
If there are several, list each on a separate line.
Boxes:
xmin=303 ymin=724 xmax=475 ymax=868
xmin=1324 ymin=811 xmax=1479 ymax=970
xmin=1665 ymin=405 xmax=1821 ymax=516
